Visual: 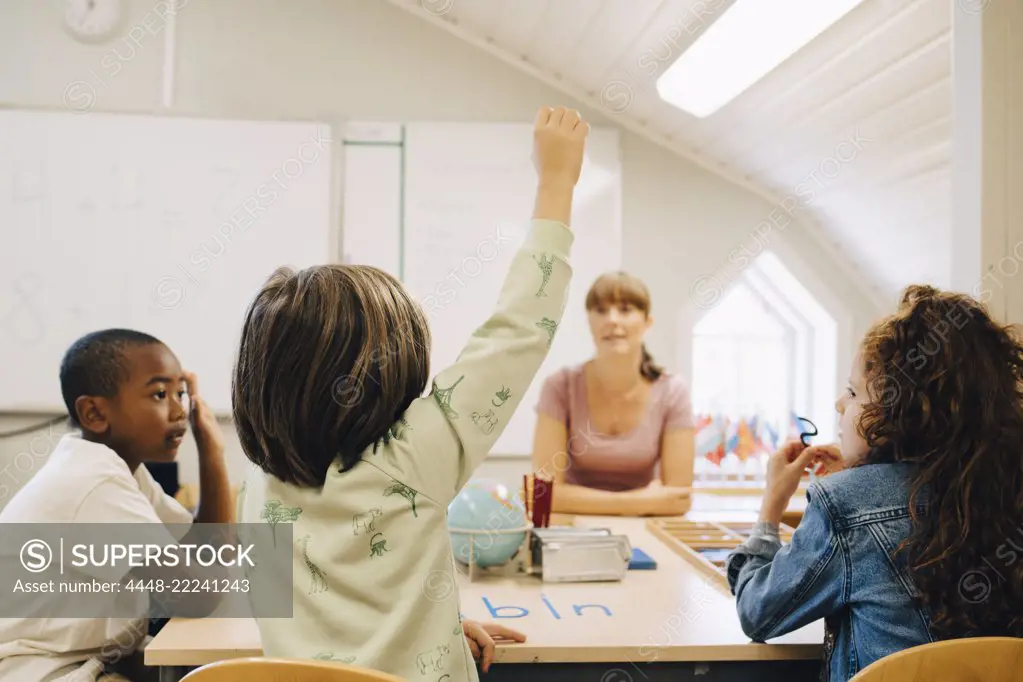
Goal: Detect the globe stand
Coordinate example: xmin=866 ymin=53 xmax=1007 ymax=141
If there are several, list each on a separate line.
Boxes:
xmin=448 ymin=524 xmax=534 ymax=582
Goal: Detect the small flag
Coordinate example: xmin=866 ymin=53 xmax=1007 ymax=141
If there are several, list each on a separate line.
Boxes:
xmin=758 ymin=419 xmax=779 ymax=452
xmin=696 ymin=414 xmax=725 ymax=466
xmin=725 ymin=417 xmax=739 ymax=456
xmin=788 ymin=412 xmax=804 ymax=442
xmin=735 ymin=418 xmax=757 ymax=461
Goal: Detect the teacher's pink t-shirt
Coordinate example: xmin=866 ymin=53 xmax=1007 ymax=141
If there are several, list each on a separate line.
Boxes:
xmin=534 ymin=363 xmax=694 ymax=492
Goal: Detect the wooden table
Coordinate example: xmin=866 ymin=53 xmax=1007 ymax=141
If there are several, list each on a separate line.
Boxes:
xmin=688 ymin=487 xmax=808 ymax=528
xmin=145 ymin=502 xmax=823 ymax=681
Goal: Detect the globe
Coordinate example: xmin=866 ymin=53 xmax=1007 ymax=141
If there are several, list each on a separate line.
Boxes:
xmin=447 ymin=479 xmax=528 ymax=568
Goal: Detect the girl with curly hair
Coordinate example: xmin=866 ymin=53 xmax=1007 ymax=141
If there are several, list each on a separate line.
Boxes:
xmin=726 ymin=285 xmax=1023 ymax=681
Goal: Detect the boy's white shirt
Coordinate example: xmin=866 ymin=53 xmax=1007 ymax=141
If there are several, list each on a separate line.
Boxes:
xmin=239 ymin=218 xmax=574 ymax=682
xmin=0 ymin=433 xmax=193 ymax=682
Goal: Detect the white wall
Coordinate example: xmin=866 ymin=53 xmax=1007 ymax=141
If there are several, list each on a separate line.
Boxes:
xmin=0 ymin=0 xmax=881 ymax=506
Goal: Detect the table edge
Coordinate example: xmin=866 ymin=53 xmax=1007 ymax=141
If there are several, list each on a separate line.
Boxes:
xmin=144 ymin=642 xmax=824 ymax=667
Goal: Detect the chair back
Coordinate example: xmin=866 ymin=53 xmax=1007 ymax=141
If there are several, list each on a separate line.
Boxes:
xmin=850 ymin=637 xmax=1023 ymax=681
xmin=180 ymin=657 xmax=409 ymax=682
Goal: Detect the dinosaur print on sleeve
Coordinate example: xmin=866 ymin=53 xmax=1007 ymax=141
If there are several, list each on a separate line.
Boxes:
xmin=536 ymin=317 xmax=558 ymax=348
xmin=533 ymin=252 xmax=554 ymax=297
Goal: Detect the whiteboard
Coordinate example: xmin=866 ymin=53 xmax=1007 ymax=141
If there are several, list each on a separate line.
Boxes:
xmin=343 ymin=122 xmax=622 ymax=456
xmin=0 ymin=110 xmax=334 ymax=414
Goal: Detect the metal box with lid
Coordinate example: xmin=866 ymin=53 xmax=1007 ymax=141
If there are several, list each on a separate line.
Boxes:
xmin=529 ymin=527 xmax=632 ymax=583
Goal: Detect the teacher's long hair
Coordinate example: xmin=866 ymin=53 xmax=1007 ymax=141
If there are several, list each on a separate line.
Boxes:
xmin=585 ymin=271 xmax=663 ymax=381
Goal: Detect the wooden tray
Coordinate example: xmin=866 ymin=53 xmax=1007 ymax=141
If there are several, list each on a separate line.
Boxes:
xmin=646 ymin=519 xmax=796 ymax=593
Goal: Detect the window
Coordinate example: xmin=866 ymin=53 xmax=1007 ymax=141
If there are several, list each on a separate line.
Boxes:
xmin=691 ymin=251 xmax=837 ymax=486
xmin=656 ymin=0 xmax=868 ymax=117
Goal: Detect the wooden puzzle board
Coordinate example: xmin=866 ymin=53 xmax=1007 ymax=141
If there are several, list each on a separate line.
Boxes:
xmin=646 ymin=519 xmax=796 ymax=593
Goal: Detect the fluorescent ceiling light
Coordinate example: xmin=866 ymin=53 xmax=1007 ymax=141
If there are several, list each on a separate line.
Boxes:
xmin=656 ymin=0 xmax=867 ymax=118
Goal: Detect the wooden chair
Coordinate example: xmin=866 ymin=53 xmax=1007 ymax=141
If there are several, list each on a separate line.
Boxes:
xmin=850 ymin=637 xmax=1023 ymax=681
xmin=180 ymin=657 xmax=409 ymax=682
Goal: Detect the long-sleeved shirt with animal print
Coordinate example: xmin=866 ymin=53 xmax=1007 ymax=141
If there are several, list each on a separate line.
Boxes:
xmin=237 ymin=218 xmax=573 ymax=682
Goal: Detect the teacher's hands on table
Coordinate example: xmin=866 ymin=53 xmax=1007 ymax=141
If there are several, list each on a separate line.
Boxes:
xmin=632 ymin=481 xmax=691 ymax=516
xmin=462 ymin=620 xmax=526 ymax=673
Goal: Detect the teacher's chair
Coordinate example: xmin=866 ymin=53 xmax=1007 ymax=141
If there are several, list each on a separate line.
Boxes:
xmin=180 ymin=657 xmax=409 ymax=682
xmin=850 ymin=637 xmax=1023 ymax=682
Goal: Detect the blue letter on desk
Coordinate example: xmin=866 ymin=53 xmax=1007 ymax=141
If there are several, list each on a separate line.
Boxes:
xmin=573 ymin=604 xmax=612 ymax=617
xmin=483 ymin=597 xmax=528 ymax=618
xmin=541 ymin=594 xmax=561 ymax=619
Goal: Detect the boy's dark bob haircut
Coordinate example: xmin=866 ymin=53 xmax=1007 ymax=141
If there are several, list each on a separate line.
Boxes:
xmin=232 ymin=264 xmax=430 ymax=487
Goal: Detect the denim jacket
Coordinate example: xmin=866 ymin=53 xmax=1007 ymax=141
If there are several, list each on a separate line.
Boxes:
xmin=726 ymin=463 xmax=934 ymax=682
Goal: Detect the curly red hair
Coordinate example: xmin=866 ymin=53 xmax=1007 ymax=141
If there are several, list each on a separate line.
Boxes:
xmin=857 ymin=285 xmax=1023 ymax=638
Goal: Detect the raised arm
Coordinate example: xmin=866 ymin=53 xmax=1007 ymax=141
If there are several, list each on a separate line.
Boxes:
xmin=398 ymin=106 xmax=589 ymax=502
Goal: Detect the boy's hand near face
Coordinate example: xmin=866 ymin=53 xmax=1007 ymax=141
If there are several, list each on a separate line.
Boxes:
xmin=461 ymin=619 xmax=526 ymax=673
xmin=183 ymin=371 xmax=233 ymax=523
xmin=184 ymin=371 xmax=224 ymax=460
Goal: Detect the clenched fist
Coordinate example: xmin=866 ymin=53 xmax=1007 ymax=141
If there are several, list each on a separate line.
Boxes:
xmin=532 ymin=106 xmax=589 ymax=187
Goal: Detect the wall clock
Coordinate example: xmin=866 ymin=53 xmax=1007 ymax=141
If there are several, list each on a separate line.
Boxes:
xmin=63 ymin=0 xmax=124 ymax=43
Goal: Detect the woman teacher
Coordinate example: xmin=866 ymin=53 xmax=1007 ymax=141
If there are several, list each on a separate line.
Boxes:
xmin=531 ymin=272 xmax=695 ymax=516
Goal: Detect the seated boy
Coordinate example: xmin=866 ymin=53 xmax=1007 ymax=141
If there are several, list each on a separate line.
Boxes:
xmin=0 ymin=329 xmax=233 ymax=682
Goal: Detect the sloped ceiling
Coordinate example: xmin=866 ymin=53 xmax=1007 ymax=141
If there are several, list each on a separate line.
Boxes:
xmin=386 ymin=0 xmax=951 ymax=306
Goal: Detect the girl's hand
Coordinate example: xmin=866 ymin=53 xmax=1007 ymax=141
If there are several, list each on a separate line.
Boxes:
xmin=462 ymin=620 xmax=526 ymax=672
xmin=804 ymin=444 xmax=845 ymax=476
xmin=762 ymin=440 xmax=818 ymax=521
xmin=184 ymin=371 xmax=224 ymax=459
